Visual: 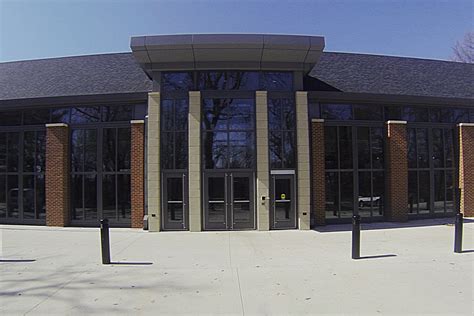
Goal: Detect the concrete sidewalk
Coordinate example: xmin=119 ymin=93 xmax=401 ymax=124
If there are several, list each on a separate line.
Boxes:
xmin=0 ymin=220 xmax=473 ymax=315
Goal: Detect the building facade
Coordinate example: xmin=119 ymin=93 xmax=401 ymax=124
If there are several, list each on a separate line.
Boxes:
xmin=0 ymin=34 xmax=473 ymax=231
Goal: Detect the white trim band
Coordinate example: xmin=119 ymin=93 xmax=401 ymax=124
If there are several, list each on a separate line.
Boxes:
xmin=386 ymin=120 xmax=407 ymax=125
xmin=458 ymin=123 xmax=474 ymax=127
xmin=45 ymin=123 xmax=68 ymax=127
xmin=131 ymin=120 xmax=145 ymax=124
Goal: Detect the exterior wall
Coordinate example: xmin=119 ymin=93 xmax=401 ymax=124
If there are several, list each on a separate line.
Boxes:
xmin=311 ymin=119 xmax=326 ymax=226
xmin=188 ymin=91 xmax=202 ymax=232
xmin=45 ymin=123 xmax=70 ymax=227
xmin=296 ymin=92 xmax=311 ymax=230
xmin=256 ymin=91 xmax=270 ymax=231
xmin=147 ymin=92 xmax=161 ymax=231
xmin=131 ymin=120 xmax=145 ymax=228
xmin=459 ymin=123 xmax=474 ymax=217
xmin=385 ymin=121 xmax=408 ymax=222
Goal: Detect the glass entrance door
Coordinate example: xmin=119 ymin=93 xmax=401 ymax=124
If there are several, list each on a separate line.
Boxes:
xmin=162 ymin=173 xmax=188 ymax=230
xmin=270 ymin=174 xmax=296 ymax=229
xmin=203 ymin=172 xmax=255 ymax=230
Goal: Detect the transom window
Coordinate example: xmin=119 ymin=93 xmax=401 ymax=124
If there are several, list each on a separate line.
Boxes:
xmin=161 ymin=99 xmax=189 ymax=170
xmin=268 ymin=98 xmax=296 ymax=169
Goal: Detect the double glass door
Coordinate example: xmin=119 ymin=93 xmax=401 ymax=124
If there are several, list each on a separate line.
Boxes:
xmin=270 ymin=174 xmax=296 ymax=229
xmin=204 ymin=172 xmax=255 ymax=230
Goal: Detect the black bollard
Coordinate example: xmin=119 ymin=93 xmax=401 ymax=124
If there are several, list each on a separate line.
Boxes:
xmin=454 ymin=213 xmax=463 ymax=254
xmin=100 ymin=218 xmax=111 ymax=264
xmin=352 ymin=215 xmax=361 ymax=259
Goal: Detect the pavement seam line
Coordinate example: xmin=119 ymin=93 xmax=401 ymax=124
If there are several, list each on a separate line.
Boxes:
xmin=236 ymin=267 xmax=245 ymax=316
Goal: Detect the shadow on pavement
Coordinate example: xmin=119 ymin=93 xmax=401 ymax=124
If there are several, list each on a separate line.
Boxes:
xmin=357 ymin=254 xmax=397 ymax=260
xmin=110 ymin=262 xmax=153 ymax=265
xmin=461 ymin=250 xmax=474 ymax=253
xmin=0 ymin=259 xmax=36 ymax=263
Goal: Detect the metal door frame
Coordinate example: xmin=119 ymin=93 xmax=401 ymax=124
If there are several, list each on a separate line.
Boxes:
xmin=162 ymin=172 xmax=188 ymax=230
xmin=270 ymin=172 xmax=297 ymax=229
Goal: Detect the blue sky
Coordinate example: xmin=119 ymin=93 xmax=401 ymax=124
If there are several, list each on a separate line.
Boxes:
xmin=0 ymin=0 xmax=472 ymax=62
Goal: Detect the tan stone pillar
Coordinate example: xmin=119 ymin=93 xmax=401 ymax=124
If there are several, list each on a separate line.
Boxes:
xmin=385 ymin=121 xmax=408 ymax=222
xmin=147 ymin=92 xmax=161 ymax=231
xmin=256 ymin=91 xmax=270 ymax=231
xmin=311 ymin=119 xmax=326 ymax=226
xmin=45 ymin=123 xmax=70 ymax=227
xmin=188 ymin=91 xmax=202 ymax=232
xmin=296 ymin=92 xmax=311 ymax=230
xmin=458 ymin=123 xmax=474 ymax=217
xmin=131 ymin=120 xmax=145 ymax=228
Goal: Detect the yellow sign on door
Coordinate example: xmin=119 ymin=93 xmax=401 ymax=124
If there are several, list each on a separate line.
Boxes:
xmin=280 ymin=193 xmax=286 ymax=200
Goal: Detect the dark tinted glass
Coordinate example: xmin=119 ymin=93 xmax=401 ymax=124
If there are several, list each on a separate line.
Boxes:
xmin=102 ymin=175 xmax=116 ymax=220
xmin=228 ymin=132 xmax=254 ymax=169
xmin=357 ymin=127 xmax=370 ymax=169
xmin=358 ymin=171 xmax=371 ymax=217
xmin=72 ymin=175 xmax=83 ymax=220
xmin=446 ymin=171 xmax=454 ymax=212
xmin=269 ymin=99 xmax=295 ymax=130
xmin=283 ymin=131 xmax=296 ymax=168
xmin=325 ymin=172 xmax=338 ymax=218
xmin=7 ymin=175 xmax=19 ymax=218
xmin=117 ymin=174 xmax=131 ymax=219
xmin=175 ymin=99 xmax=189 ymax=130
xmin=71 ymin=130 xmax=84 ymax=172
xmin=203 ymin=132 xmax=227 ymax=169
xmin=433 ymin=171 xmax=445 ymax=213
xmin=23 ymin=175 xmax=35 ymax=219
xmin=260 ymin=72 xmax=293 ymax=91
xmin=229 ymin=100 xmax=254 ymax=130
xmin=371 ymin=128 xmax=384 ymax=169
xmin=321 ymin=104 xmax=353 ymax=120
xmin=84 ymin=130 xmax=97 ymax=172
xmin=452 ymin=108 xmax=470 ymax=123
xmin=419 ymin=171 xmax=430 ymax=212
xmin=384 ymin=106 xmax=402 ymax=120
xmin=199 ymin=71 xmax=258 ymax=90
xmin=373 ymin=171 xmax=384 ymax=216
xmin=36 ymin=174 xmax=45 ymax=219
xmin=84 ymin=175 xmax=97 ymax=220
xmin=161 ymin=132 xmax=174 ymax=170
xmin=161 ymin=100 xmax=174 ymax=131
xmin=7 ymin=133 xmax=19 ymax=172
xmin=36 ymin=132 xmax=46 ymax=172
xmin=103 ymin=129 xmax=116 ymax=172
xmin=23 ymin=131 xmax=36 ymax=172
xmin=174 ymin=132 xmax=188 ymax=169
xmin=23 ymin=109 xmax=50 ymax=125
xmin=0 ymin=134 xmax=6 ymax=173
xmin=71 ymin=107 xmax=101 ymax=123
xmin=430 ymin=108 xmax=453 ymax=123
xmin=407 ymin=128 xmax=417 ymax=168
xmin=51 ymin=108 xmax=70 ymax=123
xmin=354 ymin=104 xmax=382 ymax=121
xmin=470 ymin=110 xmax=474 ymax=122
xmin=416 ymin=129 xmax=429 ymax=168
xmin=202 ymin=99 xmax=229 ymax=130
xmin=308 ymin=101 xmax=320 ymax=119
xmin=444 ymin=129 xmax=454 ymax=168
xmin=408 ymin=171 xmax=417 ymax=213
xmin=340 ymin=172 xmax=353 ymax=218
xmin=432 ymin=129 xmax=444 ymax=168
xmin=102 ymin=105 xmax=133 ymax=122
xmin=0 ymin=111 xmax=21 ymax=126
xmin=117 ymin=128 xmax=131 ymax=171
xmin=339 ymin=126 xmax=353 ymax=169
xmin=324 ymin=127 xmax=337 ymax=169
xmin=0 ymin=175 xmax=5 ymax=217
xmin=161 ymin=72 xmax=194 ymax=91
xmin=269 ymin=131 xmax=283 ymax=169
xmin=403 ymin=107 xmax=428 ymax=122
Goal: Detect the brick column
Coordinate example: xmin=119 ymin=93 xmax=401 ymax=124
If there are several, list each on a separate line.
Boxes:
xmin=458 ymin=123 xmax=474 ymax=217
xmin=311 ymin=119 xmax=325 ymax=226
xmin=296 ymin=92 xmax=311 ymax=230
xmin=188 ymin=91 xmax=202 ymax=232
xmin=385 ymin=121 xmax=408 ymax=222
xmin=256 ymin=91 xmax=270 ymax=231
xmin=45 ymin=123 xmax=70 ymax=227
xmin=131 ymin=120 xmax=145 ymax=228
xmin=147 ymin=92 xmax=161 ymax=231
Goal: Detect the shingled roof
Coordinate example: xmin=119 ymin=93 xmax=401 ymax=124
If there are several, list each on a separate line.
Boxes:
xmin=0 ymin=51 xmax=472 ymax=101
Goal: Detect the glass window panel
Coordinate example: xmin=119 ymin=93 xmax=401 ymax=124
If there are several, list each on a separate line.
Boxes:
xmin=373 ymin=172 xmax=384 ymax=216
xmin=228 ymin=132 xmax=254 ymax=169
xmin=229 ymin=99 xmax=254 ymax=130
xmin=202 ymin=99 xmax=229 ymax=131
xmin=340 ymin=172 xmax=354 ymax=218
xmin=162 ymin=72 xmax=194 ymax=91
xmin=102 ymin=128 xmax=116 ymax=172
xmin=268 ymin=99 xmax=283 ymax=131
xmin=117 ymin=174 xmax=130 ymax=220
xmin=357 ymin=127 xmax=370 ymax=169
xmin=432 ymin=129 xmax=444 ymax=168
xmin=470 ymin=110 xmax=474 ymax=123
xmin=23 ymin=131 xmax=36 ymax=172
xmin=371 ymin=128 xmax=384 ymax=169
xmin=199 ymin=71 xmax=258 ymax=90
xmin=72 ymin=175 xmax=83 ymax=220
xmin=7 ymin=133 xmax=19 ymax=172
xmin=233 ymin=177 xmax=250 ymax=201
xmin=308 ymin=101 xmax=320 ymax=119
xmin=174 ymin=99 xmax=189 ymax=131
xmin=36 ymin=131 xmax=46 ymax=173
xmin=161 ymin=132 xmax=174 ymax=170
xmin=102 ymin=105 xmax=133 ymax=122
xmin=7 ymin=175 xmax=19 ymax=218
xmin=23 ymin=175 xmax=35 ymax=219
xmin=36 ymin=174 xmax=45 ymax=219
xmin=269 ymin=131 xmax=283 ymax=169
xmin=161 ymin=100 xmax=174 ymax=131
xmin=167 ymin=177 xmax=183 ymax=202
xmin=23 ymin=109 xmax=50 ymax=125
xmin=281 ymin=100 xmax=296 ymax=130
xmin=0 ymin=175 xmax=5 ymax=218
xmin=71 ymin=130 xmax=84 ymax=172
xmin=102 ymin=175 xmax=116 ymax=220
xmin=84 ymin=129 xmax=97 ymax=172
xmin=384 ymin=106 xmax=402 ymax=120
xmin=408 ymin=171 xmax=418 ymax=214
xmin=444 ymin=129 xmax=454 ymax=168
xmin=208 ymin=177 xmax=225 ymax=201
xmin=203 ymin=132 xmax=227 ymax=169
xmin=260 ymin=72 xmax=293 ymax=91
xmin=446 ymin=171 xmax=454 ymax=213
xmin=0 ymin=134 xmax=6 ymax=173
xmin=358 ymin=171 xmax=372 ymax=217
xmin=416 ymin=129 xmax=429 ymax=168
xmin=430 ymin=108 xmax=454 ymax=123
xmin=51 ymin=108 xmax=70 ymax=123
xmin=321 ymin=104 xmax=353 ymax=120
xmin=117 ymin=128 xmax=131 ymax=171
xmin=84 ymin=175 xmax=97 ymax=220
xmin=339 ymin=126 xmax=353 ymax=169
xmin=407 ymin=128 xmax=417 ymax=169
xmin=403 ymin=107 xmax=428 ymax=122
xmin=418 ymin=171 xmax=430 ymax=213
xmin=71 ymin=107 xmax=101 ymax=123
xmin=0 ymin=112 xmax=21 ymax=126
xmin=354 ymin=104 xmax=382 ymax=121
xmin=434 ymin=171 xmax=445 ymax=213
xmin=174 ymin=132 xmax=188 ymax=169
xmin=452 ymin=108 xmax=470 ymax=123
xmin=282 ymin=131 xmax=296 ymax=169
xmin=325 ymin=172 xmax=338 ymax=219
xmin=324 ymin=127 xmax=337 ymax=169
